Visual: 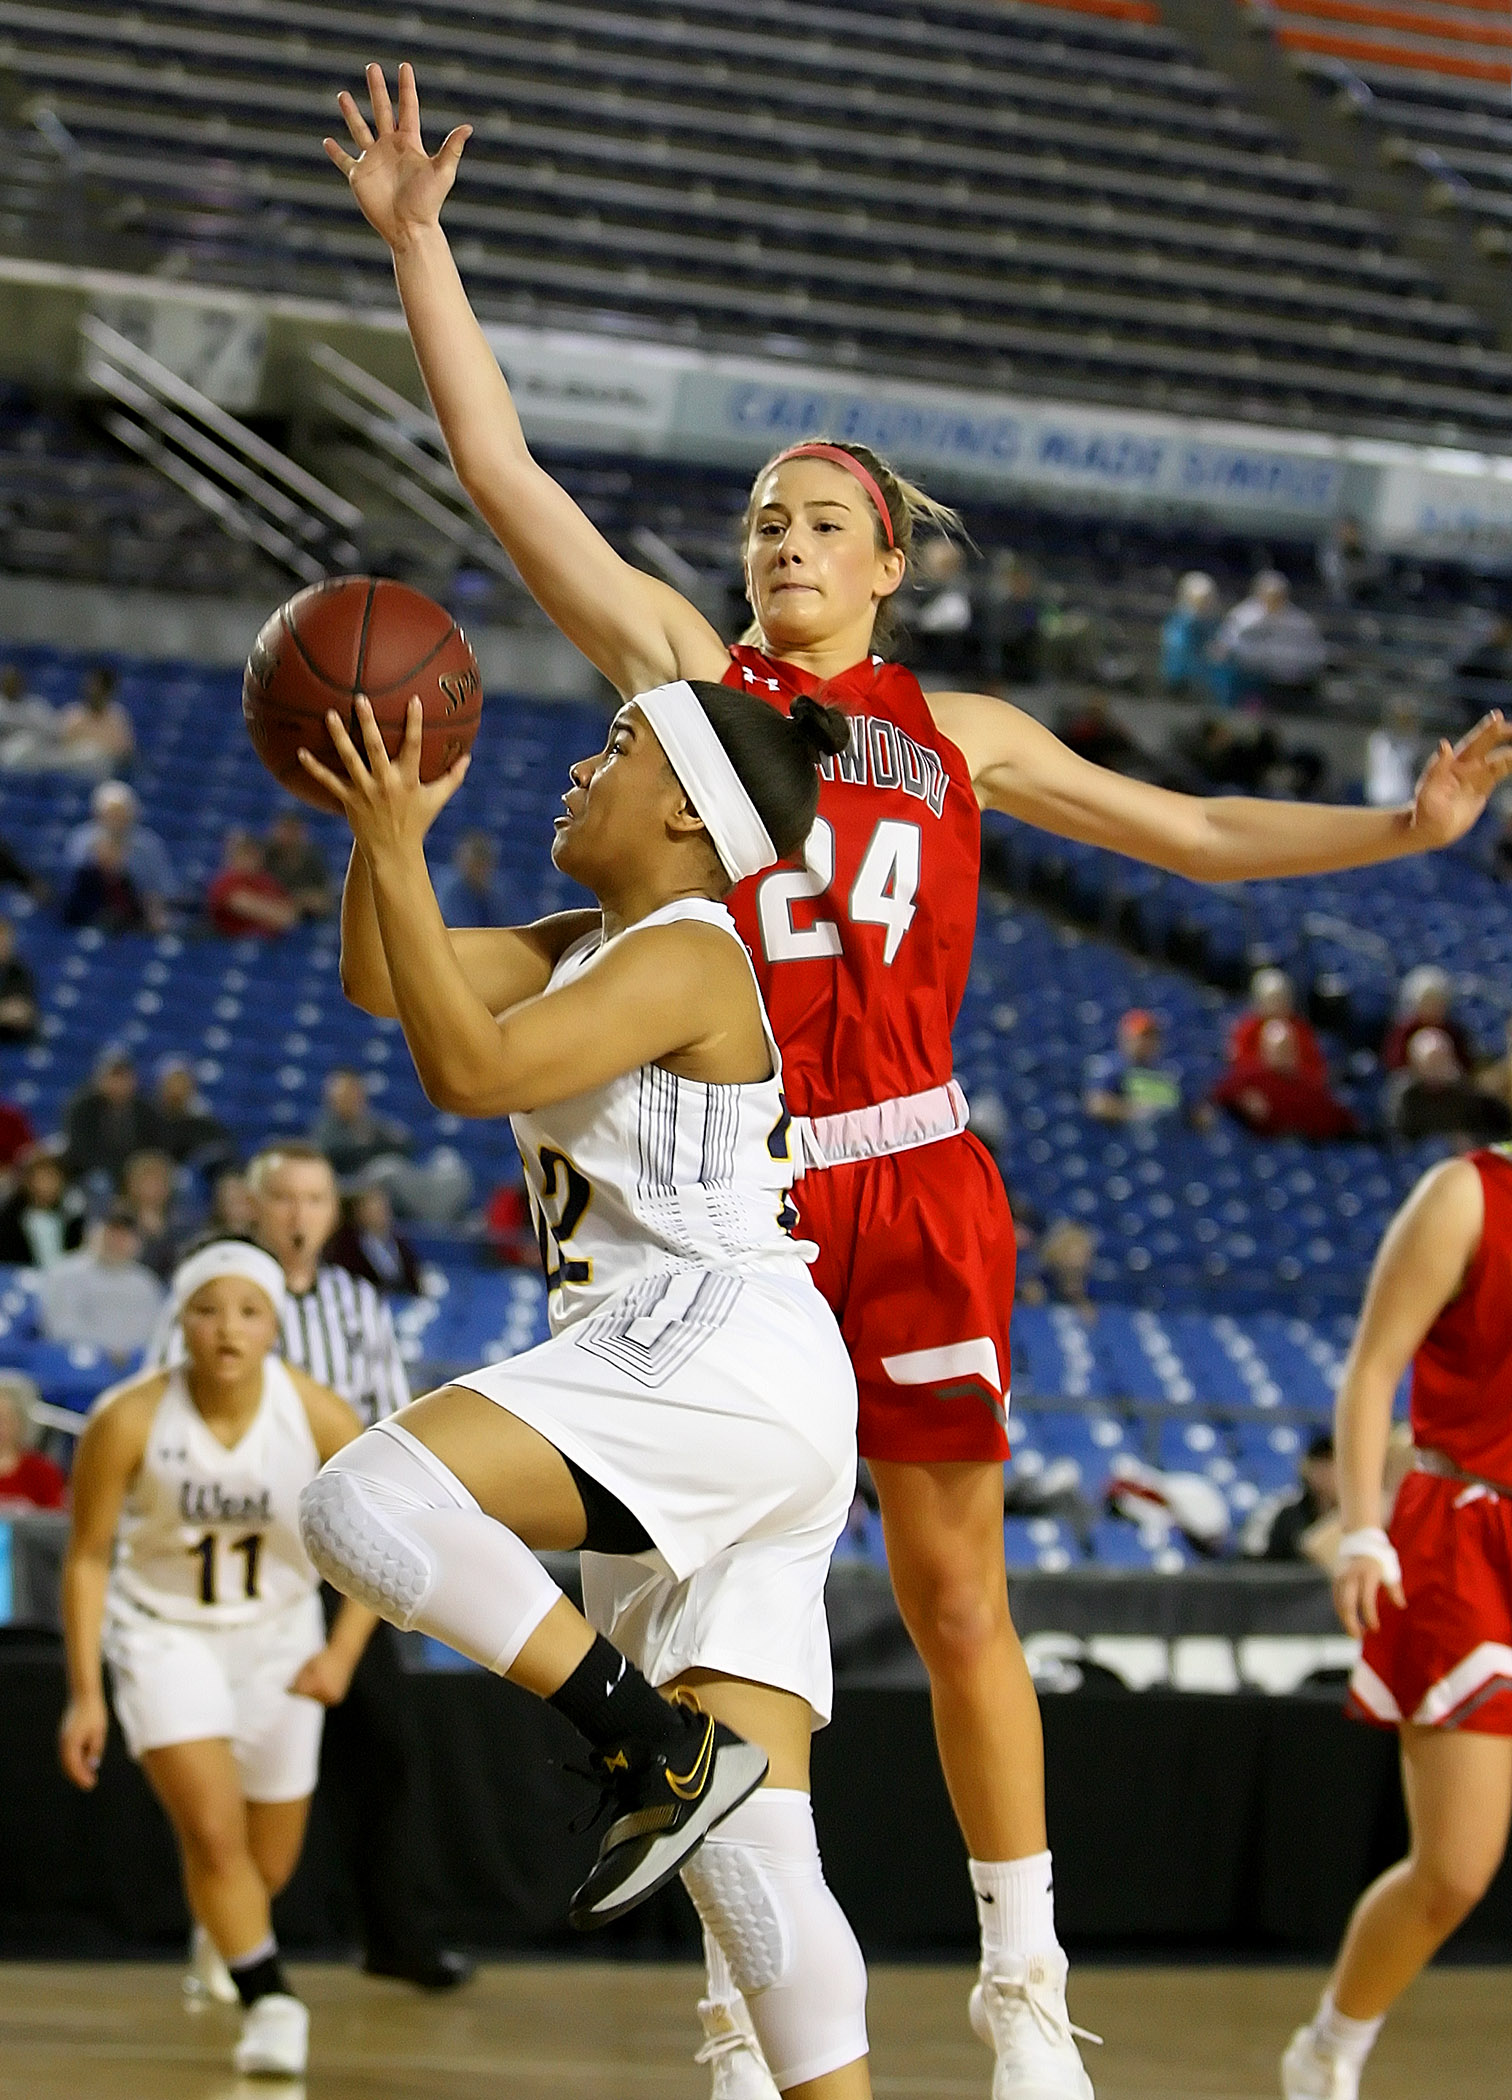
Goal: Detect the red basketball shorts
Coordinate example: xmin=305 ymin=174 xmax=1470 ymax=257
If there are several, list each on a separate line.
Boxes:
xmin=1349 ymin=1472 xmax=1512 ymax=1735
xmin=793 ymin=1129 xmax=1016 ymax=1465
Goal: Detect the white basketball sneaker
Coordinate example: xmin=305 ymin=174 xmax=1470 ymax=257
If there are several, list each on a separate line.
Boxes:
xmin=696 ymin=1993 xmax=782 ymax=2100
xmin=969 ymin=1951 xmax=1098 ymax=2100
xmin=1281 ymin=2023 xmax=1361 ymax=2100
xmin=183 ymin=1923 xmax=239 ymax=2007
xmin=232 ymin=1993 xmax=309 ymax=2077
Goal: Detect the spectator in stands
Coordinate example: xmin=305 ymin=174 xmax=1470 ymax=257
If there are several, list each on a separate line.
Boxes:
xmin=1243 ymin=1432 xmax=1339 ymax=1562
xmin=1054 ymin=691 xmax=1150 ymax=777
xmin=206 ymin=1167 xmax=256 ymax=1241
xmin=1206 ymin=1017 xmax=1360 ymax=1142
xmin=1476 ymin=1016 xmax=1512 ymax=1124
xmin=63 ymin=1047 xmax=161 ymax=1192
xmin=431 ymin=831 xmax=508 ymax=929
xmin=37 ymin=1205 xmax=165 ymax=1359
xmin=0 ymin=1078 xmax=35 ymax=1179
xmin=66 ymin=782 xmax=173 ymax=933
xmin=1364 ymin=699 xmax=1423 ymax=809
xmin=1385 ymin=1027 xmax=1511 ymax=1145
xmin=1382 ymin=964 xmax=1475 ymax=1074
xmin=982 ymin=548 xmax=1042 ymax=686
xmin=55 ymin=665 xmax=135 ymax=779
xmin=1452 ymin=611 xmax=1512 ymax=722
xmin=0 ymin=825 xmax=42 ymax=904
xmin=0 ymin=914 xmax=38 ymax=1044
xmin=0 ymin=1372 xmax=64 ymax=1511
xmin=324 ymin=1186 xmax=424 ymax=1298
xmin=0 ymin=663 xmax=58 ymax=771
xmin=1317 ymin=516 xmax=1384 ymax=609
xmin=1210 ymin=570 xmax=1326 ymax=708
xmin=0 ymin=1145 xmax=86 ymax=1268
xmin=1016 ymin=1219 xmax=1097 ymax=1316
xmin=263 ymin=809 xmax=333 ymax=920
xmin=309 ymin=1068 xmax=470 ymax=1223
xmin=1160 ymin=571 xmax=1223 ymax=701
xmin=60 ymin=833 xmax=146 ymax=935
xmin=149 ymin=1055 xmax=235 ymax=1183
xmin=910 ymin=536 xmax=975 ymax=678
xmin=484 ymin=1168 xmax=538 ymax=1268
xmin=1227 ymin=966 xmax=1326 ymax=1079
xmin=206 ymin=828 xmax=299 ymax=939
xmin=117 ymin=1148 xmax=190 ymax=1282
xmin=1084 ymin=1010 xmax=1182 ymax=1123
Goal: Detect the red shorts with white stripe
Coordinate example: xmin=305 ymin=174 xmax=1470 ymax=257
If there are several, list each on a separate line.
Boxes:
xmin=793 ymin=1129 xmax=1015 ymax=1465
xmin=1349 ymin=1472 xmax=1512 ymax=1735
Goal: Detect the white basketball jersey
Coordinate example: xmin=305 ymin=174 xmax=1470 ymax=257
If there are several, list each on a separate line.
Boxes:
xmin=510 ymin=898 xmax=809 ymax=1333
xmin=110 ymin=1357 xmax=322 ymax=1627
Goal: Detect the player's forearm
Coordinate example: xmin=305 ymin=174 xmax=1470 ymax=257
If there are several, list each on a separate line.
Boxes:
xmin=390 ymin=223 xmax=531 ymax=492
xmin=1189 ymin=798 xmax=1420 ymax=884
xmin=327 ymin=1597 xmax=379 ymax=1668
xmin=338 ymin=847 xmax=399 ymax=1017
xmin=1333 ymin=1361 xmax=1401 ymax=1534
xmin=363 ymin=840 xmax=516 ymax=1113
xmin=61 ymin=1554 xmax=108 ymax=1700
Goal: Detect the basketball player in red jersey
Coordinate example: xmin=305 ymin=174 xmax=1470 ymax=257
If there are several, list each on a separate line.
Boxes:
xmin=1282 ymin=1148 xmax=1512 ymax=2100
xmin=324 ymin=67 xmax=1512 ymax=2099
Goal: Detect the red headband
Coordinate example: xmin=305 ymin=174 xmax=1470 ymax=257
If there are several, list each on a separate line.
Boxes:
xmin=770 ymin=442 xmax=896 ymax=549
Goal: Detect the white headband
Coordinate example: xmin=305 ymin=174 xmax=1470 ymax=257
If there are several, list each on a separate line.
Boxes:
xmin=171 ymin=1241 xmax=287 ymax=1326
xmin=634 ymin=681 xmax=778 ymax=885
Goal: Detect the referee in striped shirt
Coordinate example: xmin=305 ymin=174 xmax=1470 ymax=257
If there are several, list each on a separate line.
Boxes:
xmin=156 ymin=1142 xmax=471 ymax=1989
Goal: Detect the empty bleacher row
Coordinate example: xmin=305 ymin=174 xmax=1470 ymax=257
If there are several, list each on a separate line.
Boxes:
xmin=1266 ymin=3 xmax=1512 ymax=250
xmin=4 ymin=0 xmax=1511 ymax=443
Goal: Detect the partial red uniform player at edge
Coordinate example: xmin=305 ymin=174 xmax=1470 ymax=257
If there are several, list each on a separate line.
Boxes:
xmin=1349 ymin=1144 xmax=1512 ymax=1735
xmin=724 ymin=643 xmax=1015 ymax=1464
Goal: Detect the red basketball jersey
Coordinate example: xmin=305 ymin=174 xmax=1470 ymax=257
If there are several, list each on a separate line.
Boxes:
xmin=1411 ymin=1147 xmax=1512 ymax=1482
xmin=723 ymin=645 xmax=981 ymax=1121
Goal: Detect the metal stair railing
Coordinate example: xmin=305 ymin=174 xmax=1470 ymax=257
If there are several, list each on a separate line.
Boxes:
xmin=308 ymin=342 xmax=523 ymax=591
xmin=80 ymin=315 xmax=363 ymax=583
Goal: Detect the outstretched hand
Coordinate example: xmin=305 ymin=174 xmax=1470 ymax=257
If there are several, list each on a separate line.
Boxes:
xmin=324 ymin=62 xmax=472 ymax=249
xmin=1410 ymin=712 xmax=1512 ymax=850
xmin=298 ymin=695 xmax=470 ymax=862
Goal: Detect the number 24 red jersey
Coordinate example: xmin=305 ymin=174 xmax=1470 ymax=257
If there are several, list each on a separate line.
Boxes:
xmin=723 ymin=644 xmax=982 ymax=1122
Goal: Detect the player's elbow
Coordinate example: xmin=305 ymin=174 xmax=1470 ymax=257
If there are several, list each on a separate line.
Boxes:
xmin=337 ymin=955 xmax=397 ymax=1019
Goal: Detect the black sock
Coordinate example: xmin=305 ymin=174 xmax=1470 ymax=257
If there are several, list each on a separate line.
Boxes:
xmin=548 ymin=1634 xmax=697 ymax=1761
xmin=230 ymin=1946 xmax=291 ymax=2008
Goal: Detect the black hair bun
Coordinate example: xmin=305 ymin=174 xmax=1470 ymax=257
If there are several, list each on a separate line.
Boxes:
xmin=789 ymin=692 xmax=852 ymax=761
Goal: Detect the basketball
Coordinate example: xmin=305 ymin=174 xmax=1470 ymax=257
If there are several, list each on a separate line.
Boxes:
xmin=242 ymin=576 xmax=483 ymax=814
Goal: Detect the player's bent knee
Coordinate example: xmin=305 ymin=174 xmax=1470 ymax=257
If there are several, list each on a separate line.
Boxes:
xmin=299 ymin=1463 xmax=435 ymax=1628
xmin=682 ymin=1791 xmax=867 ymax=2090
xmin=1412 ymin=1855 xmax=1496 ymax=1932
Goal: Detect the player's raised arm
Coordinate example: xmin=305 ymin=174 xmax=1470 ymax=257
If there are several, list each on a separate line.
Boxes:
xmin=929 ymin=690 xmax=1512 ymax=882
xmin=337 ymin=830 xmax=596 ymax=1020
xmin=324 ymin=64 xmax=728 ymax=698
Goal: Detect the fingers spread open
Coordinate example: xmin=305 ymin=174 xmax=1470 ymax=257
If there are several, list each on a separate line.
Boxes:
xmin=367 ymin=62 xmax=395 ymax=136
xmin=353 ymin=695 xmax=394 ymax=773
xmin=297 ymin=747 xmax=352 ymax=803
xmin=323 ymin=137 xmax=358 ymax=177
xmin=397 ymin=60 xmax=423 ymax=140
xmin=336 ymin=89 xmax=373 ymax=150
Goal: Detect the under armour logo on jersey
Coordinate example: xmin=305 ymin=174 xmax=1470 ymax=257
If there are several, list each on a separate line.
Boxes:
xmin=742 ymin=667 xmax=783 ymax=691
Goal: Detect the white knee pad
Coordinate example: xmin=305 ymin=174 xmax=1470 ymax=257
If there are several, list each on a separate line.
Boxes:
xmin=683 ymin=1789 xmax=868 ymax=2091
xmin=299 ymin=1422 xmax=561 ymax=1674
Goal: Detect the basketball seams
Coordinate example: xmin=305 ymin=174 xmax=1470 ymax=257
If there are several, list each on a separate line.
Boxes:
xmin=353 ymin=576 xmax=379 ymax=696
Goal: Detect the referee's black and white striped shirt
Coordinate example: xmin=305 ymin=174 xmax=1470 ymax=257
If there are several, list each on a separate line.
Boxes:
xmin=147 ymin=1263 xmax=410 ymax=1426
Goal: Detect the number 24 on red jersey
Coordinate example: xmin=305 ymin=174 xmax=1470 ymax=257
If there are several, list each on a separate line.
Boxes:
xmin=756 ymin=815 xmax=921 ymax=967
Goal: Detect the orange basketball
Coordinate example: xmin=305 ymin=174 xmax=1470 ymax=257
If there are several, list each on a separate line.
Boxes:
xmin=243 ymin=576 xmax=482 ymax=815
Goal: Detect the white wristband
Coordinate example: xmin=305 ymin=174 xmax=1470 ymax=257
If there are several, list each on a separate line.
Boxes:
xmin=1336 ymin=1527 xmax=1402 ymax=1586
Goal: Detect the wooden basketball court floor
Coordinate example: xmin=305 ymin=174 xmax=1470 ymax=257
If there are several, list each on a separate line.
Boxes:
xmin=0 ymin=1960 xmax=1506 ymax=2098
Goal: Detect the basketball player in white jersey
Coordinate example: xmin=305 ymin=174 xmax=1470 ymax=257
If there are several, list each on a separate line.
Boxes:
xmin=59 ymin=1240 xmax=376 ymax=2078
xmin=296 ymin=683 xmax=871 ymax=2097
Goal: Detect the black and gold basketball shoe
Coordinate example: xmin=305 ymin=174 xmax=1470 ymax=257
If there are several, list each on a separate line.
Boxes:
xmin=567 ymin=1696 xmax=768 ymax=1931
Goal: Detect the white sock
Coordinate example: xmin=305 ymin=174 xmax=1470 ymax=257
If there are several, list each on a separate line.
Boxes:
xmin=1316 ymin=1992 xmax=1384 ymax=2069
xmin=970 ymin=1851 xmax=1060 ymax=1968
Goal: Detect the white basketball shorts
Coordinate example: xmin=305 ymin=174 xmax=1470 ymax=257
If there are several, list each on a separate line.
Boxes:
xmin=453 ymin=1266 xmax=858 ymax=1722
xmin=103 ymin=1589 xmax=327 ymax=1801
